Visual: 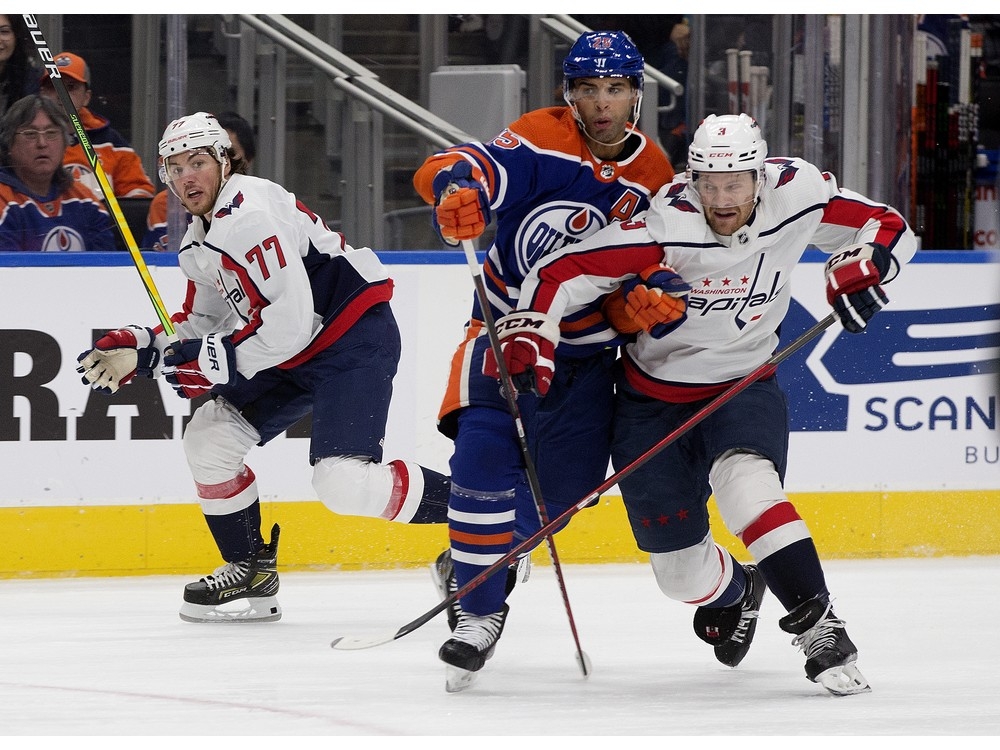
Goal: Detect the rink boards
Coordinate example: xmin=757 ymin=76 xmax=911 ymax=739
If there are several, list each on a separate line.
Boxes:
xmin=1 ymin=250 xmax=997 ymax=577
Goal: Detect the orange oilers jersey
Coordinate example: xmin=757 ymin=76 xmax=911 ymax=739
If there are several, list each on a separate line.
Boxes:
xmin=142 ymin=189 xmax=170 ymax=250
xmin=0 ymin=170 xmax=116 ymax=251
xmin=62 ymin=107 xmax=155 ymax=199
xmin=415 ymin=106 xmax=674 ymax=425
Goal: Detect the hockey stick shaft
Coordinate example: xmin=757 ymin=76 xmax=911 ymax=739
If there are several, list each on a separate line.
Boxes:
xmin=22 ymin=15 xmax=177 ymax=341
xmin=458 ymin=238 xmax=590 ymax=676
xmin=332 ymin=312 xmax=837 ymax=649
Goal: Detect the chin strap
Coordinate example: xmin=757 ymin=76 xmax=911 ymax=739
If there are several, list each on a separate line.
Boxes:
xmin=564 ymin=93 xmax=642 ymax=151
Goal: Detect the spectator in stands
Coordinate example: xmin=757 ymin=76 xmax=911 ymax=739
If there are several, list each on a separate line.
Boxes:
xmin=659 ymin=19 xmax=691 ymax=169
xmin=0 ymin=15 xmax=39 ymax=116
xmin=38 ymin=51 xmax=155 ymax=199
xmin=143 ymin=111 xmax=256 ymax=251
xmin=0 ymin=94 xmax=115 ymax=250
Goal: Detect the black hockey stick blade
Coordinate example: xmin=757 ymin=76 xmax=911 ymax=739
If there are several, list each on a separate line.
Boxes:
xmin=331 ymin=596 xmax=455 ymax=649
xmin=330 ymin=312 xmax=836 ymax=651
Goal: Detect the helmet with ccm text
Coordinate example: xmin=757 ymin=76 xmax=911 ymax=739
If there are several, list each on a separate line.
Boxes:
xmin=158 ymin=111 xmax=232 ymax=165
xmin=687 ymin=113 xmax=767 ymax=182
xmin=563 ymin=30 xmax=645 ymax=91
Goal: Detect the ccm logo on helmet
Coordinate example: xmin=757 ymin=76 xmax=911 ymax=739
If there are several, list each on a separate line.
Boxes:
xmin=708 ymin=151 xmax=735 ymax=158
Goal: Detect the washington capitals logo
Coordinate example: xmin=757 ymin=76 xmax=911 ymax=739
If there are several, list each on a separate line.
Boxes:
xmin=664 ymin=182 xmax=699 ymax=213
xmin=770 ymin=158 xmax=799 ymax=188
xmin=215 ymin=191 xmax=244 ymax=218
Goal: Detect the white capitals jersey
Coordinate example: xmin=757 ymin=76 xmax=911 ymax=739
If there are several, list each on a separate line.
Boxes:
xmin=163 ymin=173 xmax=392 ymax=379
xmin=519 ymin=157 xmax=918 ymax=402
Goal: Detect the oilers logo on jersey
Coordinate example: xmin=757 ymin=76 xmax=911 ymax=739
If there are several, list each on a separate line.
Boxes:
xmin=513 ymin=201 xmax=607 ymax=277
xmin=40 ymin=225 xmax=87 ymax=251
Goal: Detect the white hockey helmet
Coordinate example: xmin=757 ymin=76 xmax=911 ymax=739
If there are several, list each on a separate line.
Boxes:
xmin=157 ymin=111 xmax=232 ymax=182
xmin=687 ymin=113 xmax=767 ymax=188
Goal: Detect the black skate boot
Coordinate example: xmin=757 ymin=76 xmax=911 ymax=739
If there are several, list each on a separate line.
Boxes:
xmin=429 ymin=548 xmax=529 ymax=632
xmin=693 ymin=564 xmax=767 ymax=667
xmin=439 ymin=604 xmax=510 ymax=692
xmin=179 ymin=523 xmax=281 ymax=623
xmin=779 ymin=596 xmax=870 ymax=695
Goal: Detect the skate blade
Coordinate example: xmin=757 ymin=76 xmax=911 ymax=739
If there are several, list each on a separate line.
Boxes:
xmin=444 ymin=664 xmax=480 ymax=693
xmin=179 ymin=596 xmax=281 ymax=623
xmin=816 ymin=662 xmax=871 ymax=696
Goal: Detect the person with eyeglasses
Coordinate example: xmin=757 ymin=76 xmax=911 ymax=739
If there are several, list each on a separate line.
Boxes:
xmin=38 ymin=52 xmax=155 ymax=201
xmin=0 ymin=94 xmax=114 ymax=250
xmin=412 ymin=30 xmax=674 ymax=691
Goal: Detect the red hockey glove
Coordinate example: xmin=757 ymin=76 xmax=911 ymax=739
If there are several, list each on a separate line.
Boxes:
xmin=162 ymin=333 xmax=237 ymax=399
xmin=431 ymin=161 xmax=491 ymax=246
xmin=77 ymin=325 xmax=160 ymax=395
xmin=825 ymin=243 xmax=893 ymax=333
xmin=482 ymin=311 xmax=560 ymax=397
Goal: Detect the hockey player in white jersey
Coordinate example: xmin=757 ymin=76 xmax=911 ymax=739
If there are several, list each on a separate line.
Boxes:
xmin=492 ymin=113 xmax=917 ymax=695
xmin=76 ymin=112 xmax=451 ymax=623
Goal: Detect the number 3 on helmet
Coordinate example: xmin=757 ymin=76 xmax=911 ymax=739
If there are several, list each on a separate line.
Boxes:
xmin=687 ymin=113 xmax=768 ymax=200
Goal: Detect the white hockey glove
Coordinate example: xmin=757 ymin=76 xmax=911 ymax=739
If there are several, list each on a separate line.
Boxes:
xmin=824 ymin=243 xmax=893 ymax=333
xmin=77 ymin=325 xmax=160 ymax=395
xmin=482 ymin=311 xmax=560 ymax=397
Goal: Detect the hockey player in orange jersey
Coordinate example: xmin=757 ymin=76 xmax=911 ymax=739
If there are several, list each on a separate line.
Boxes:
xmin=414 ymin=30 xmax=674 ymax=691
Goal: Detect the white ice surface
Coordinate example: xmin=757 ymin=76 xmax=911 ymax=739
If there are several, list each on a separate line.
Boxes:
xmin=2 ymin=557 xmax=999 ymax=742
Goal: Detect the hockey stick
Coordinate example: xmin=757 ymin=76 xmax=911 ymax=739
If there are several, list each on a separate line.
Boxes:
xmin=22 ymin=15 xmax=177 ymax=341
xmin=456 ymin=238 xmax=590 ymax=676
xmin=332 ymin=311 xmax=837 ymax=650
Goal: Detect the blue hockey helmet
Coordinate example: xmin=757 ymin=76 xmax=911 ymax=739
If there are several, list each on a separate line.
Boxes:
xmin=562 ymin=31 xmax=644 ymax=91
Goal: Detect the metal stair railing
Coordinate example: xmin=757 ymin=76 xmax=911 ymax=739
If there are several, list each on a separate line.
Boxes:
xmin=226 ymin=14 xmax=686 ymax=249
xmin=233 ymin=14 xmax=474 ymax=249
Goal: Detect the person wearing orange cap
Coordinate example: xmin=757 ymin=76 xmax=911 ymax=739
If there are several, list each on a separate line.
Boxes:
xmin=39 ymin=51 xmax=154 ymax=200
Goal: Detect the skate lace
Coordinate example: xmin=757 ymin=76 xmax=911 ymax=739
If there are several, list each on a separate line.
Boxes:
xmin=201 ymin=561 xmax=251 ymax=590
xmin=790 ymin=601 xmax=847 ymax=658
xmin=731 ymin=606 xmax=761 ymax=644
xmin=452 ymin=611 xmax=505 ymax=651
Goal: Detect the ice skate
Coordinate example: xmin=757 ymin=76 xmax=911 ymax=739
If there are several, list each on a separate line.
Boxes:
xmin=779 ymin=596 xmax=870 ymax=696
xmin=179 ymin=523 xmax=281 ymax=623
xmin=693 ymin=564 xmax=767 ymax=667
xmin=429 ymin=549 xmax=463 ymax=631
xmin=439 ymin=604 xmax=509 ymax=692
xmin=430 ymin=548 xmax=530 ymax=632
